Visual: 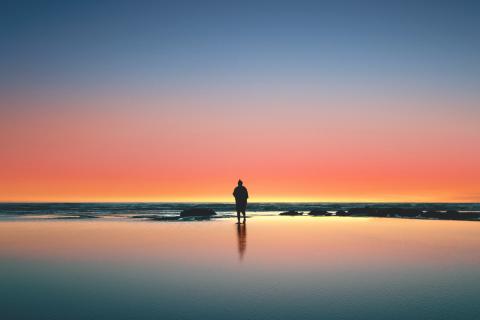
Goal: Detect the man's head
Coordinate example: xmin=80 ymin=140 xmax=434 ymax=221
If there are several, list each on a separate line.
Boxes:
xmin=238 ymin=179 xmax=243 ymax=186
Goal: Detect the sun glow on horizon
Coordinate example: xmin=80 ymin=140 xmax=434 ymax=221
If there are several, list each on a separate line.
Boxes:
xmin=1 ymin=192 xmax=478 ymax=203
xmin=1 ymin=2 xmax=479 ymax=203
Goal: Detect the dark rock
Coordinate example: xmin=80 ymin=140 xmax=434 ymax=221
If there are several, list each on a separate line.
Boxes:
xmin=348 ymin=207 xmax=376 ymax=216
xmin=445 ymin=211 xmax=480 ymax=220
xmin=394 ymin=208 xmax=422 ymax=217
xmin=180 ymin=216 xmax=213 ymax=221
xmin=446 ymin=210 xmax=459 ymax=216
xmin=421 ymin=210 xmax=442 ymax=218
xmin=150 ymin=216 xmax=181 ymax=221
xmin=180 ymin=208 xmax=216 ymax=217
xmin=420 ymin=210 xmax=480 ymax=220
xmin=348 ymin=207 xmax=378 ymax=216
xmin=308 ymin=210 xmax=328 ymax=216
xmin=54 ymin=214 xmax=98 ymax=219
xmin=304 ymin=206 xmax=480 ymax=221
xmin=279 ymin=210 xmax=303 ymax=216
xmin=348 ymin=207 xmax=421 ymax=217
xmin=131 ymin=215 xmax=157 ymax=219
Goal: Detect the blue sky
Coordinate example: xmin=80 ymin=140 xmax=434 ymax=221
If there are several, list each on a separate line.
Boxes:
xmin=1 ymin=0 xmax=479 ymax=95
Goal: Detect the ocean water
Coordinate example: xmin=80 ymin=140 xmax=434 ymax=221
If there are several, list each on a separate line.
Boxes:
xmin=0 ymin=202 xmax=479 ymax=220
xmin=1 ymin=204 xmax=480 ymax=319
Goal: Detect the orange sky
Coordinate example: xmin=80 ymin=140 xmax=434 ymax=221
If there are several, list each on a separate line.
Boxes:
xmin=1 ymin=92 xmax=479 ymax=202
xmin=1 ymin=1 xmax=480 ymax=203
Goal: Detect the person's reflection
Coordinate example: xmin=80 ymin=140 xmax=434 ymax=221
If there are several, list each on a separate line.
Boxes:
xmin=236 ymin=223 xmax=247 ymax=261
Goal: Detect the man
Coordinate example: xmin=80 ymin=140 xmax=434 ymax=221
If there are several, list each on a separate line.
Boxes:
xmin=233 ymin=179 xmax=249 ymax=224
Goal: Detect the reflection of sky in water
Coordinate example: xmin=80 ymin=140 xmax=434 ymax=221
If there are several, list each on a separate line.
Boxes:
xmin=1 ymin=217 xmax=480 ymax=319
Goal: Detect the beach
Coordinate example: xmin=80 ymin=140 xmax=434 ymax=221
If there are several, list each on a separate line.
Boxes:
xmin=2 ymin=1 xmax=479 ymax=319
xmin=1 ymin=214 xmax=480 ymax=319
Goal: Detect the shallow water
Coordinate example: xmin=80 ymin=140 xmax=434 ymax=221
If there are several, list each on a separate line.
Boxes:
xmin=1 ymin=202 xmax=479 ymax=219
xmin=1 ymin=217 xmax=479 ymax=319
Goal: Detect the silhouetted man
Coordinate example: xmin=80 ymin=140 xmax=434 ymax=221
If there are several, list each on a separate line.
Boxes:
xmin=233 ymin=179 xmax=248 ymax=224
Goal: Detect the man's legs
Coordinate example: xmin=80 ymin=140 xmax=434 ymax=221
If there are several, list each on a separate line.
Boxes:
xmin=241 ymin=210 xmax=246 ymax=223
xmin=237 ymin=210 xmax=241 ymax=224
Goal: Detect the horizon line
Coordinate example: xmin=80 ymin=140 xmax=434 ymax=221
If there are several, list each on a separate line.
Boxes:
xmin=0 ymin=200 xmax=479 ymax=204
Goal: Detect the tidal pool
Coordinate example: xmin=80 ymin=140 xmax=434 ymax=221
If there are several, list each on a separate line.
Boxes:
xmin=0 ymin=217 xmax=479 ymax=319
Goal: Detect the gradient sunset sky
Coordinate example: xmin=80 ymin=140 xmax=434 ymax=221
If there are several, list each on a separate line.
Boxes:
xmin=1 ymin=1 xmax=479 ymax=202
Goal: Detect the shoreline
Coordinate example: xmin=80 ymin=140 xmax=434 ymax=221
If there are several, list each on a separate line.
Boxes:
xmin=1 ymin=202 xmax=479 ymax=222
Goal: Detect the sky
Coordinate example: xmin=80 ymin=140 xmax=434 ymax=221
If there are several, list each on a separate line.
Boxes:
xmin=1 ymin=0 xmax=479 ymax=202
